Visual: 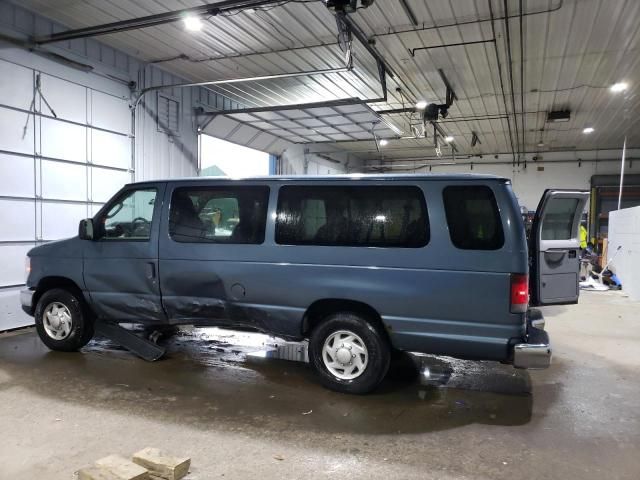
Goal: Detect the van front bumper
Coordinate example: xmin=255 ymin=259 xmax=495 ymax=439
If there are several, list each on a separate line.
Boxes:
xmin=512 ymin=309 xmax=551 ymax=369
xmin=20 ymin=288 xmax=35 ymax=315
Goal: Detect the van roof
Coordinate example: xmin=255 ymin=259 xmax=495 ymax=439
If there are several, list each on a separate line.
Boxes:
xmin=129 ymin=173 xmax=509 ymax=186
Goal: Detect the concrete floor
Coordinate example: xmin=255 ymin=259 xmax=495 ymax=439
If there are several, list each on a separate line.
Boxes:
xmin=0 ymin=291 xmax=639 ymax=479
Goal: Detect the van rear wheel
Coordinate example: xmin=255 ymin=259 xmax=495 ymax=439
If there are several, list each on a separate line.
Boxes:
xmin=309 ymin=312 xmax=390 ymax=394
xmin=34 ymin=288 xmax=94 ymax=352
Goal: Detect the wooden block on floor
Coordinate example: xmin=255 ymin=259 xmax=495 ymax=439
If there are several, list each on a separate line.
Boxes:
xmin=95 ymin=454 xmax=150 ymax=480
xmin=78 ymin=466 xmax=123 ymax=480
xmin=132 ymin=447 xmax=191 ymax=480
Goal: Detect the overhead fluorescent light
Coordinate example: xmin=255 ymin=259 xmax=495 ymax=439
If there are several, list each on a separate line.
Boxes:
xmin=444 ymin=136 xmax=454 ymax=143
xmin=537 ymin=142 xmax=545 ymax=147
xmin=583 ymin=127 xmax=595 ymax=134
xmin=546 ymin=110 xmax=571 ymax=122
xmin=379 ymin=138 xmax=389 ymax=146
xmin=183 ymin=16 xmax=203 ymax=32
xmin=415 ymin=100 xmax=428 ymax=109
xmin=610 ymin=82 xmax=628 ymax=93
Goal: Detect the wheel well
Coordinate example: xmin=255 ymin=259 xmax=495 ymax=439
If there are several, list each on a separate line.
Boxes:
xmin=34 ymin=277 xmax=86 ymax=309
xmin=302 ymin=299 xmax=390 ymax=340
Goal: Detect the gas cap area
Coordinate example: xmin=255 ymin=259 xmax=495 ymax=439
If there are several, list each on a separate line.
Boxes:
xmin=230 ymin=283 xmax=246 ymax=300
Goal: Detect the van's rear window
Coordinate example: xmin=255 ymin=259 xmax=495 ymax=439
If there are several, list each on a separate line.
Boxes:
xmin=276 ymin=185 xmax=429 ymax=248
xmin=442 ymin=186 xmax=504 ymax=250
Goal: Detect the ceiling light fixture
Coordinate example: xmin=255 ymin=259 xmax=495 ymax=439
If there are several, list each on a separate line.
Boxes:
xmin=610 ymin=82 xmax=628 ymax=93
xmin=583 ymin=127 xmax=595 ymax=134
xmin=183 ymin=15 xmax=203 ymax=32
xmin=415 ymin=100 xmax=428 ymax=110
xmin=379 ymin=139 xmax=389 ymax=146
xmin=444 ymin=136 xmax=454 ymax=143
xmin=537 ymin=142 xmax=545 ymax=147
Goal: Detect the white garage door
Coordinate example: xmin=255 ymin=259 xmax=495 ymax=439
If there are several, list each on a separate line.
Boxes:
xmin=0 ymin=57 xmax=133 ymax=289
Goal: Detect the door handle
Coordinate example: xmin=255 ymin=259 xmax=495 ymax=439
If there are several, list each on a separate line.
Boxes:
xmin=146 ymin=262 xmax=156 ymax=280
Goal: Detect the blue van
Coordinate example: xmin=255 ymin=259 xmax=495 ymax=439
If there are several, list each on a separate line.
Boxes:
xmin=21 ymin=175 xmax=588 ymax=393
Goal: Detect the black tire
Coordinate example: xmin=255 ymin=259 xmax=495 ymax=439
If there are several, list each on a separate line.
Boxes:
xmin=308 ymin=312 xmax=391 ymax=394
xmin=34 ymin=288 xmax=94 ymax=352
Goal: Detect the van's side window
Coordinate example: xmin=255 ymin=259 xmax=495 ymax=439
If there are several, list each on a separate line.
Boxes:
xmin=169 ymin=186 xmax=269 ymax=244
xmin=276 ymin=186 xmax=429 ymax=248
xmin=100 ymin=188 xmax=157 ymax=241
xmin=443 ymin=186 xmax=504 ymax=250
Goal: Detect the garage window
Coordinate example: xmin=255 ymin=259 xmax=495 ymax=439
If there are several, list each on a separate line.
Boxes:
xmin=169 ymin=186 xmax=269 ymax=244
xmin=276 ymin=185 xmax=429 ymax=247
xmin=443 ymin=185 xmax=504 ymax=250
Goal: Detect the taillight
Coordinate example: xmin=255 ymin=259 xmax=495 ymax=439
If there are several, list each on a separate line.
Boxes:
xmin=510 ymin=273 xmax=529 ymax=313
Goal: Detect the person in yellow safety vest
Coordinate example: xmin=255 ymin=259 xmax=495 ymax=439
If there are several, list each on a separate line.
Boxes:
xmin=579 ymin=221 xmax=588 ymax=249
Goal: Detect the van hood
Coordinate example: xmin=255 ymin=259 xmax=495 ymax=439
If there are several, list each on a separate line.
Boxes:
xmin=28 ymin=237 xmax=83 ymax=257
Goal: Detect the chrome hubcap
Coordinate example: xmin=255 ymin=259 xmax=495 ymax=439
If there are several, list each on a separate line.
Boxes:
xmin=43 ymin=302 xmax=73 ymax=340
xmin=322 ymin=330 xmax=368 ymax=380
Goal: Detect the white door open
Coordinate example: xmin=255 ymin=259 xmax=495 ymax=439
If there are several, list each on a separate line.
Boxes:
xmin=530 ymin=190 xmax=590 ymax=306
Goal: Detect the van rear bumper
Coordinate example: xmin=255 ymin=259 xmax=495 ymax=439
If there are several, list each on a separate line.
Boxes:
xmin=512 ymin=309 xmax=551 ymax=369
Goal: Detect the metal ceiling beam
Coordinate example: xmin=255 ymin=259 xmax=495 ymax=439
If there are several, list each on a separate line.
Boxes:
xmin=399 ymin=0 xmax=418 ymax=26
xmin=32 ymin=0 xmax=277 ymax=45
xmin=196 ymin=97 xmax=367 ymax=117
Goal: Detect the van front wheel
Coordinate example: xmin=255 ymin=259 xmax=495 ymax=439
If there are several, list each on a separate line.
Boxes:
xmin=34 ymin=288 xmax=94 ymax=352
xmin=309 ymin=312 xmax=390 ymax=394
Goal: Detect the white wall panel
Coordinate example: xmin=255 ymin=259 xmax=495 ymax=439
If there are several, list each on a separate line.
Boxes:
xmin=91 ymin=129 xmax=130 ymax=169
xmin=91 ymin=91 xmax=130 ymax=135
xmin=0 ymin=3 xmax=210 ymax=297
xmin=0 ymin=108 xmax=35 ymax=154
xmin=40 ymin=117 xmax=86 ymax=163
xmin=41 ymin=202 xmax=87 ymax=240
xmin=0 ymin=153 xmax=35 ymax=198
xmin=0 ymin=244 xmax=33 ymax=286
xmin=609 ymin=207 xmax=640 ymax=301
xmin=90 ymin=203 xmax=105 ymax=216
xmin=39 ymin=74 xmax=87 ymax=124
xmin=0 ymin=199 xmax=35 ymax=241
xmin=280 ymin=145 xmax=348 ymax=175
xmin=90 ymin=166 xmax=130 ymax=203
xmin=424 ymin=160 xmax=639 ymax=210
xmin=0 ymin=59 xmax=33 ymax=111
xmin=41 ymin=160 xmax=87 ymax=201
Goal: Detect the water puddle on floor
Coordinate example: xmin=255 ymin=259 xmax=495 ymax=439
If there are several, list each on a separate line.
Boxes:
xmin=2 ymin=326 xmax=534 ymax=434
xmin=85 ymin=325 xmax=531 ymax=395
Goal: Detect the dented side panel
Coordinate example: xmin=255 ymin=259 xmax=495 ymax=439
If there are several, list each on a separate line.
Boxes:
xmin=83 ymin=183 xmax=167 ymax=322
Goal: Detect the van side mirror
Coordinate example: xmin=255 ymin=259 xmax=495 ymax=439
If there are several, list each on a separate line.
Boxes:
xmin=78 ymin=218 xmax=95 ymax=240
